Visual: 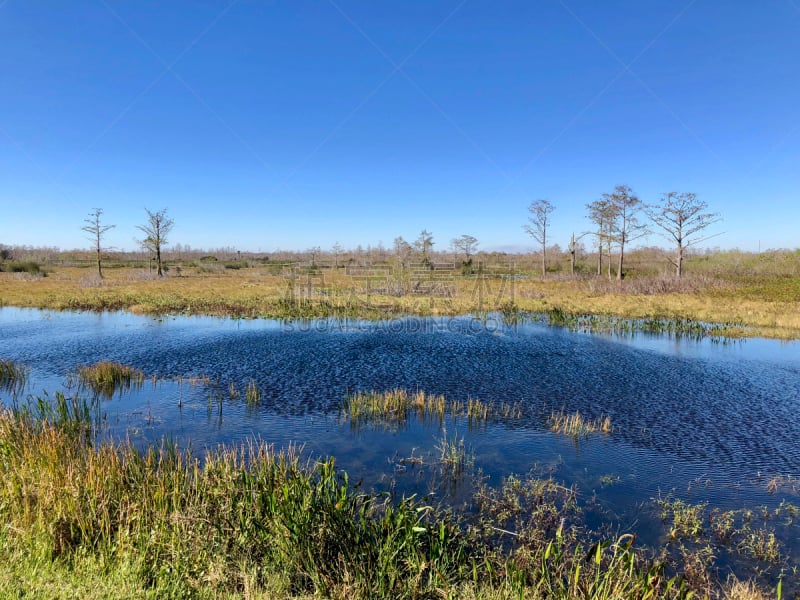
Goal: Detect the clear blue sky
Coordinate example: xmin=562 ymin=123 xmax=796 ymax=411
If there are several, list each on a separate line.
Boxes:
xmin=1 ymin=1 xmax=798 ymax=253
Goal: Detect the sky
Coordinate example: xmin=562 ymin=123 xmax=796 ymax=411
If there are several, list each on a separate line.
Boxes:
xmin=1 ymin=1 xmax=799 ymax=254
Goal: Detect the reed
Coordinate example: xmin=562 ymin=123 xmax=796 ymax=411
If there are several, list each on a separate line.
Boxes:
xmin=77 ymin=360 xmax=145 ymax=398
xmin=244 ymin=379 xmax=261 ymax=406
xmin=341 ymin=389 xmax=522 ymax=431
xmin=0 ymin=358 xmax=28 ymax=395
xmin=548 ymin=410 xmax=612 ymax=438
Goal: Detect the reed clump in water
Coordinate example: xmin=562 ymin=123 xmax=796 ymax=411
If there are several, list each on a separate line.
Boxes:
xmin=340 ymin=389 xmax=522 ymax=430
xmin=77 ymin=360 xmax=145 ymax=398
xmin=244 ymin=379 xmax=261 ymax=406
xmin=548 ymin=410 xmax=612 ymax=438
xmin=0 ymin=358 xmax=28 ymax=395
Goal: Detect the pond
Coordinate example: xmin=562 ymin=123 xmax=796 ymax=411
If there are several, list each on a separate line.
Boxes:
xmin=2 ymin=307 xmax=799 ymax=590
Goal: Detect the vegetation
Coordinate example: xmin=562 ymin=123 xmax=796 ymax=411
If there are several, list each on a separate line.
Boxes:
xmin=0 ymin=358 xmax=28 ymax=395
xmin=524 ymin=199 xmax=555 ymax=278
xmin=136 ymin=208 xmax=174 ymax=277
xmin=548 ymin=410 xmax=612 ymax=438
xmin=340 ymin=389 xmax=521 ymax=431
xmin=81 ymin=208 xmax=115 ymax=279
xmin=647 ymin=192 xmax=721 ymax=278
xmin=0 ymin=246 xmax=799 ymax=339
xmin=0 ymin=396 xmax=781 ymax=599
xmin=77 ymin=361 xmax=145 ymax=398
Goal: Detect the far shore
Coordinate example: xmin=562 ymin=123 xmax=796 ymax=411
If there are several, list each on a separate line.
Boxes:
xmin=2 ymin=263 xmax=798 ymax=340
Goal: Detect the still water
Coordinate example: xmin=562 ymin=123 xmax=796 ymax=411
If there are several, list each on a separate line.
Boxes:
xmin=2 ymin=307 xmax=799 ymax=584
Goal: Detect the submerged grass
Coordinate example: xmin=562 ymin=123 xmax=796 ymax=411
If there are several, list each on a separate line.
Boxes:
xmin=1 ymin=395 xmax=775 ymax=599
xmin=548 ymin=410 xmax=612 ymax=438
xmin=77 ymin=361 xmax=145 ymax=398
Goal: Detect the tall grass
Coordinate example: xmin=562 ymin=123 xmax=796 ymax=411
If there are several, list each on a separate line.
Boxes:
xmin=0 ymin=358 xmax=29 ymax=395
xmin=341 ymin=389 xmax=521 ymax=431
xmin=0 ymin=396 xmax=756 ymax=599
xmin=77 ymin=361 xmax=145 ymax=398
xmin=548 ymin=410 xmax=612 ymax=438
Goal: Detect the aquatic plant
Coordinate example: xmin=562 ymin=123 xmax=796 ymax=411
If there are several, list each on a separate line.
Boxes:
xmin=658 ymin=497 xmax=707 ymax=540
xmin=244 ymin=379 xmax=261 ymax=406
xmin=77 ymin=361 xmax=145 ymax=398
xmin=0 ymin=358 xmax=28 ymax=395
xmin=435 ymin=429 xmax=474 ymax=479
xmin=340 ymin=389 xmax=521 ymax=431
xmin=548 ymin=410 xmax=612 ymax=438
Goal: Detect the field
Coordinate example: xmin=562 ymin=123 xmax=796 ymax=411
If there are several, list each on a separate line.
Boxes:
xmin=1 ymin=248 xmax=799 ymax=339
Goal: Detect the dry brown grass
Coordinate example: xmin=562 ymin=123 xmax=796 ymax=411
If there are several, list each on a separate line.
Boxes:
xmin=1 ymin=265 xmax=798 ymax=338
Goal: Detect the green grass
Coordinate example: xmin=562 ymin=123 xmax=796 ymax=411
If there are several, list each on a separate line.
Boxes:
xmin=3 ymin=395 xmax=768 ymax=599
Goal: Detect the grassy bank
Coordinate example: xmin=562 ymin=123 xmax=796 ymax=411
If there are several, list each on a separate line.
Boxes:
xmin=0 ymin=394 xmax=780 ymax=599
xmin=1 ymin=264 xmax=799 ymax=338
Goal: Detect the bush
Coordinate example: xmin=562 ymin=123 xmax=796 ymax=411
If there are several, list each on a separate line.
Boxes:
xmin=0 ymin=261 xmax=43 ymax=275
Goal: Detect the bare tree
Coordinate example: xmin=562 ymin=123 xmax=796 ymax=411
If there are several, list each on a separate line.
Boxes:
xmin=451 ymin=234 xmax=478 ymax=263
xmin=136 ymin=208 xmax=174 ymax=277
xmin=414 ymin=229 xmax=434 ymax=264
xmin=308 ymin=246 xmax=321 ymax=267
xmin=331 ymin=242 xmax=344 ymax=268
xmin=647 ymin=192 xmax=721 ymax=278
xmin=81 ymin=208 xmax=115 ymax=279
xmin=524 ymin=199 xmax=555 ymax=278
xmin=587 ymin=198 xmax=615 ymax=277
xmin=393 ymin=236 xmax=412 ymax=267
xmin=567 ymin=232 xmax=589 ymax=277
xmin=606 ymin=185 xmax=647 ymax=281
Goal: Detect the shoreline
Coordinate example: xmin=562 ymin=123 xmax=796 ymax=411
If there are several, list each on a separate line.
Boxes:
xmin=2 ymin=266 xmax=799 ymax=339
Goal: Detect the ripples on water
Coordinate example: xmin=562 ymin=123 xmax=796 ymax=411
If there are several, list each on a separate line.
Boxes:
xmin=3 ymin=308 xmax=798 ymax=476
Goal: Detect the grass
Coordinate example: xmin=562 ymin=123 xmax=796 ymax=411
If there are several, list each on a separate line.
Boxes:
xmin=1 ymin=262 xmax=799 ymax=338
xmin=245 ymin=379 xmax=261 ymax=406
xmin=1 ymin=394 xmax=781 ymax=599
xmin=340 ymin=389 xmax=522 ymax=430
xmin=435 ymin=429 xmax=474 ymax=479
xmin=657 ymin=496 xmax=788 ymax=567
xmin=77 ymin=361 xmax=145 ymax=398
xmin=0 ymin=358 xmax=29 ymax=395
xmin=548 ymin=410 xmax=612 ymax=438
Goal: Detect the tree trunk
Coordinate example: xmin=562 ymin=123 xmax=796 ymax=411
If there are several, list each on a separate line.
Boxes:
xmin=541 ymin=247 xmax=546 ymax=279
xmin=676 ymin=245 xmax=683 ymax=278
xmin=570 ymin=233 xmax=575 ymax=277
xmin=616 ymin=242 xmax=625 ymax=281
xmin=156 ymin=246 xmax=163 ymax=277
xmin=96 ymin=246 xmax=103 ymax=279
xmin=597 ymin=240 xmax=602 ymax=276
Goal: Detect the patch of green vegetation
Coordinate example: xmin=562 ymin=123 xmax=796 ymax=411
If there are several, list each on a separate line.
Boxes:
xmin=0 ymin=260 xmax=45 ymax=275
xmin=3 ymin=395 xmax=772 ymax=599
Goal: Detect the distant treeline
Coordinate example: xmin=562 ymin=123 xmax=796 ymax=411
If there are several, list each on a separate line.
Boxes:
xmin=2 ymin=243 xmax=799 ymax=279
